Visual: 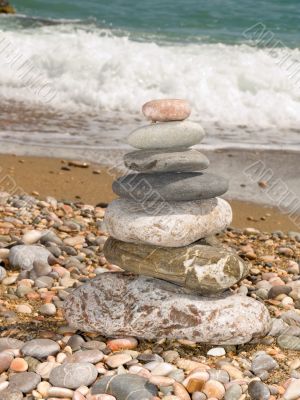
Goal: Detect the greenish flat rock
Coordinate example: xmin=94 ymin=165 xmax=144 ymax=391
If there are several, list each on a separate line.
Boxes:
xmin=104 ymin=237 xmax=248 ymax=294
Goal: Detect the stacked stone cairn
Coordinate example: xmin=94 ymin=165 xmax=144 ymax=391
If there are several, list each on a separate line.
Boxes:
xmin=65 ymin=99 xmax=271 ymax=344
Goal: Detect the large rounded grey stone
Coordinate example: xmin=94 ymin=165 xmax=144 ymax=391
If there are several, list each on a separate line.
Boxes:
xmin=64 ymin=272 xmax=271 ymax=345
xmin=104 ymin=237 xmax=248 ymax=294
xmin=104 ymin=197 xmax=232 ymax=247
xmin=92 ymin=374 xmax=158 ymax=400
xmin=9 ymin=245 xmax=51 ymax=271
xmin=49 ymin=362 xmax=98 ymax=389
xmin=127 ymin=121 xmax=205 ymax=149
xmin=124 ymin=148 xmax=209 ymax=173
xmin=113 ymin=172 xmax=228 ymax=202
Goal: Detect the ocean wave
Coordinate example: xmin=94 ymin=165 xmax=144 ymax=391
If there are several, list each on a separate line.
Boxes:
xmin=0 ymin=24 xmax=300 ymax=132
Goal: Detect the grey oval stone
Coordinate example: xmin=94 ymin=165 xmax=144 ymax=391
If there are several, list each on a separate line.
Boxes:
xmin=65 ymin=349 xmax=104 ymax=364
xmin=92 ymin=374 xmax=158 ymax=400
xmin=21 ymin=339 xmax=60 ymax=360
xmin=49 ymin=362 xmax=98 ymax=389
xmin=112 ymin=172 xmax=228 ymax=202
xmin=9 ymin=245 xmax=51 ymax=271
xmin=124 ymin=148 xmax=209 ymax=173
xmin=225 ymin=384 xmax=242 ymax=400
xmin=64 ymin=272 xmax=271 ymax=345
xmin=251 ymin=354 xmax=278 ymax=375
xmin=104 ymin=238 xmax=248 ymax=294
xmin=127 ymin=121 xmax=205 ymax=149
xmin=9 ymin=371 xmax=41 ymax=393
xmin=248 ymin=381 xmax=270 ymax=400
xmin=277 ymin=334 xmax=300 ymax=350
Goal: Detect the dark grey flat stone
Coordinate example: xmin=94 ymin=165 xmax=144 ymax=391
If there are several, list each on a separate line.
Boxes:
xmin=112 ymin=172 xmax=228 ymax=201
xmin=124 ymin=148 xmax=209 ymax=173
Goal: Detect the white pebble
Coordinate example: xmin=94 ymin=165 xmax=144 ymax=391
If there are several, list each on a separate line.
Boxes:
xmin=207 ymin=347 xmax=226 ymax=357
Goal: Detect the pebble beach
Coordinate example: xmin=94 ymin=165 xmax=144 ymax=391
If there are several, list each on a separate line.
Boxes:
xmin=0 ymin=168 xmax=299 ymax=399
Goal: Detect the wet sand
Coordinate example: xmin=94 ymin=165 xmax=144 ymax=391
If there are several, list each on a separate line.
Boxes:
xmin=0 ymin=153 xmax=299 ymax=232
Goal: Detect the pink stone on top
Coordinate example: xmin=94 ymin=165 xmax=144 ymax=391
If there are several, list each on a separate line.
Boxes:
xmin=142 ymin=99 xmax=191 ymax=122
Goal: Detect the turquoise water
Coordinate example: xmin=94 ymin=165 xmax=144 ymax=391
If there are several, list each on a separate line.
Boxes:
xmin=0 ymin=1 xmax=299 ymax=150
xmin=9 ymin=0 xmax=300 ymax=47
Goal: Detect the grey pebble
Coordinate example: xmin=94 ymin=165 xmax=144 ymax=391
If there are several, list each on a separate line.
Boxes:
xmin=21 ymin=339 xmax=60 ymax=359
xmin=9 ymin=371 xmax=41 ymax=393
xmin=49 ymin=362 xmax=98 ymax=389
xmin=224 ymin=384 xmax=242 ymax=400
xmin=277 ymin=334 xmax=300 ymax=350
xmin=251 ymin=354 xmax=278 ymax=375
xmin=92 ymin=374 xmax=158 ymax=400
xmin=248 ymin=381 xmax=270 ymax=400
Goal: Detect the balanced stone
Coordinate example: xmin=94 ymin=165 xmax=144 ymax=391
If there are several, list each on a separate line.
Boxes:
xmin=113 ymin=172 xmax=228 ymax=202
xmin=64 ymin=272 xmax=272 ymax=344
xmin=124 ymin=148 xmax=209 ymax=173
xmin=104 ymin=237 xmax=248 ymax=294
xmin=142 ymin=99 xmax=191 ymax=122
xmin=127 ymin=121 xmax=205 ymax=149
xmin=104 ymin=197 xmax=232 ymax=247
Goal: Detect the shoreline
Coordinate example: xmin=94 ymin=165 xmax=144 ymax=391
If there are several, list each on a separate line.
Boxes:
xmin=0 ymin=153 xmax=299 ymax=232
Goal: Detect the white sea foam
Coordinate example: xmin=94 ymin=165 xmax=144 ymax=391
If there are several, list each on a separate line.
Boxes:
xmin=0 ymin=24 xmax=299 ymax=148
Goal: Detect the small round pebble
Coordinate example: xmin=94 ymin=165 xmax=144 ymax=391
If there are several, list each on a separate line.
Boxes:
xmin=39 ymin=303 xmax=57 ymax=316
xmin=207 ymin=347 xmax=226 ymax=357
xmin=10 ymin=357 xmax=28 ymax=372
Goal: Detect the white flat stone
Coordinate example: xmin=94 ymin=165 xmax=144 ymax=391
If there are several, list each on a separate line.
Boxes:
xmin=127 ymin=121 xmax=205 ymax=149
xmin=104 ymin=197 xmax=232 ymax=247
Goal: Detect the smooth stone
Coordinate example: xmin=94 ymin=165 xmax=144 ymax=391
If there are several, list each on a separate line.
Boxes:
xmin=49 ymin=362 xmax=98 ymax=389
xmin=207 ymin=347 xmax=226 ymax=357
xmin=224 ymin=384 xmax=242 ymax=400
xmin=0 ymin=352 xmax=14 ymax=373
xmin=277 ymin=334 xmax=300 ymax=350
xmin=0 ymin=389 xmax=23 ymax=400
xmin=0 ymin=266 xmax=7 ymax=281
xmin=104 ymin=238 xmax=248 ymax=294
xmin=104 ymin=198 xmax=232 ymax=247
xmin=127 ymin=121 xmax=205 ymax=149
xmin=0 ymin=338 xmax=24 ymax=352
xmin=248 ymin=381 xmax=270 ymax=400
xmin=64 ymin=272 xmax=271 ymax=344
xmin=47 ymin=387 xmax=74 ymax=398
xmin=106 ymin=353 xmax=132 ymax=368
xmin=39 ymin=303 xmax=56 ymax=316
xmin=124 ymin=148 xmax=209 ymax=173
xmin=91 ymin=374 xmax=158 ymax=400
xmin=9 ymin=245 xmax=51 ymax=271
xmin=35 ymin=361 xmax=60 ymax=379
xmin=251 ymin=354 xmax=278 ymax=375
xmin=142 ymin=99 xmax=191 ymax=122
xmin=112 ymin=172 xmax=228 ymax=202
xmin=21 ymin=339 xmax=60 ymax=359
xmin=22 ymin=230 xmax=45 ymax=245
xmin=9 ymin=371 xmax=41 ymax=393
xmin=65 ymin=349 xmax=104 ymax=364
xmin=284 ymin=379 xmax=300 ymax=400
